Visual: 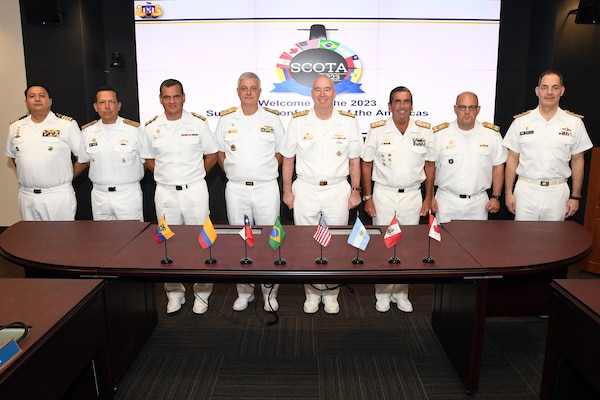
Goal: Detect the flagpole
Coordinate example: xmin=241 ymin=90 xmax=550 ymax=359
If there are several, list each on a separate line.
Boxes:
xmin=352 ymin=247 xmax=364 ymax=264
xmin=240 ymin=239 xmax=252 ymax=264
xmin=205 ymin=245 xmax=216 ymax=264
xmin=423 ymin=236 xmax=435 ymax=263
xmin=161 ymin=241 xmax=173 ymax=264
xmin=316 ymin=245 xmax=327 ymax=264
xmin=274 ymin=245 xmax=286 ymax=265
xmin=423 ymin=212 xmax=435 ymax=263
xmin=389 ymin=244 xmax=400 ymax=264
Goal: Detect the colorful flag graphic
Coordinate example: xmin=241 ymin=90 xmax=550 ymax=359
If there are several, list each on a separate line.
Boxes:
xmin=269 ymin=216 xmax=286 ymax=250
xmin=347 ymin=217 xmax=370 ymax=251
xmin=154 ymin=215 xmax=174 ymax=243
xmin=313 ymin=214 xmax=332 ymax=247
xmin=198 ymin=215 xmax=217 ymax=249
xmin=383 ymin=215 xmax=403 ymax=249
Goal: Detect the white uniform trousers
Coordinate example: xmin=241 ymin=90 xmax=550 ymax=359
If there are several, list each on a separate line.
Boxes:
xmin=435 ymin=188 xmax=488 ymax=224
xmin=157 ymin=179 xmax=212 ymax=301
xmin=91 ymin=183 xmax=143 ymax=221
xmin=372 ymin=182 xmax=422 ymax=303
xmin=226 ymin=179 xmax=281 ymax=300
xmin=514 ymin=179 xmax=569 ymax=221
xmin=293 ymin=178 xmax=350 ymax=303
xmin=18 ymin=182 xmax=76 ymax=221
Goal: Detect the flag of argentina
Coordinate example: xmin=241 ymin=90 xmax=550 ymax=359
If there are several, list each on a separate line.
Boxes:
xmin=347 ymin=217 xmax=370 ymax=251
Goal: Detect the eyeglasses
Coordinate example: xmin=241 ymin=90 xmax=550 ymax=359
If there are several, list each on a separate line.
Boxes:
xmin=456 ymin=105 xmax=479 ymax=111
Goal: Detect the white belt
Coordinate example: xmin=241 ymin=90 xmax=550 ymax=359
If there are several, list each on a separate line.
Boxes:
xmin=518 ymin=176 xmax=567 ymax=186
xmin=297 ymin=176 xmax=346 ymax=186
xmin=20 ymin=182 xmax=71 ymax=194
xmin=93 ymin=182 xmax=139 ymax=192
xmin=376 ymin=183 xmax=421 ymax=193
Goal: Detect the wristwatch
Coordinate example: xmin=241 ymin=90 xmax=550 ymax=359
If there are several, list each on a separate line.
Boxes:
xmin=491 ymin=195 xmax=501 ymax=201
xmin=362 ymin=194 xmax=372 ymax=201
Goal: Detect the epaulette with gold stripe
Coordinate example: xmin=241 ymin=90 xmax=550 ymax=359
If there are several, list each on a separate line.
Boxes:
xmin=123 ymin=118 xmax=140 ymax=127
xmin=292 ymin=110 xmax=310 ymax=118
xmin=482 ymin=121 xmax=500 ymax=132
xmin=370 ymin=120 xmax=386 ymax=129
xmin=263 ymin=107 xmax=280 ymax=115
xmin=432 ymin=122 xmax=450 ymax=133
xmin=145 ymin=115 xmax=158 ymax=126
xmin=220 ymin=107 xmax=237 ymax=116
xmin=81 ymin=119 xmax=98 ymax=130
xmin=191 ymin=112 xmax=206 ymax=121
xmin=10 ymin=115 xmax=28 ymax=124
xmin=415 ymin=120 xmax=430 ymax=129
xmin=55 ymin=113 xmax=73 ymax=121
xmin=565 ymin=110 xmax=584 ymax=119
xmin=338 ymin=110 xmax=356 ymax=118
xmin=513 ymin=110 xmax=532 ymax=119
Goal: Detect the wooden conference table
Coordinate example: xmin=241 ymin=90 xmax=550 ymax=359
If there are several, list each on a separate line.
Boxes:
xmin=540 ymin=279 xmax=600 ymax=399
xmin=0 ymin=220 xmax=592 ymax=393
xmin=0 ymin=278 xmax=111 ymax=399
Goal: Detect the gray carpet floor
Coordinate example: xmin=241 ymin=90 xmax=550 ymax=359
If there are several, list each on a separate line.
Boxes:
xmin=114 ymin=283 xmax=545 ymax=400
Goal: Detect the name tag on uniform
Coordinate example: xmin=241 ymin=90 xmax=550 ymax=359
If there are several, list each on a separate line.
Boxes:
xmin=519 ymin=130 xmax=534 ymax=135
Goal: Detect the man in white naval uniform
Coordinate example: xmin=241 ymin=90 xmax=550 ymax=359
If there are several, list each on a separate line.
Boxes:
xmin=431 ymin=92 xmax=507 ymax=223
xmin=503 ymin=70 xmax=592 ymax=221
xmin=281 ymin=75 xmax=363 ymax=315
xmin=6 ymin=84 xmax=85 ymax=221
xmin=215 ymin=72 xmax=285 ymax=312
xmin=361 ymin=86 xmax=436 ymax=313
xmin=79 ymin=86 xmax=151 ymax=221
xmin=144 ymin=79 xmax=219 ymax=314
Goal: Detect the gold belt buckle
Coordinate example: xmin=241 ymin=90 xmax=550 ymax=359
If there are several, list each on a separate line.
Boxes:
xmin=540 ymin=180 xmax=549 ymax=186
xmin=319 ymin=180 xmax=327 ymax=186
xmin=245 ymin=182 xmax=254 ymax=186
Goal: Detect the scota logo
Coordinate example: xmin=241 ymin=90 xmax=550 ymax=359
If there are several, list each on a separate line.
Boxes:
xmin=273 ymin=24 xmax=363 ymax=96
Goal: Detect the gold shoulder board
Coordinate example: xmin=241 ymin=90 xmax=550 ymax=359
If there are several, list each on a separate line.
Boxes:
xmin=10 ymin=115 xmax=28 ymax=124
xmin=219 ymin=107 xmax=237 ymax=116
xmin=123 ymin=118 xmax=141 ymax=127
xmin=370 ymin=120 xmax=386 ymax=129
xmin=415 ymin=120 xmax=431 ymax=129
xmin=145 ymin=115 xmax=158 ymax=126
xmin=482 ymin=121 xmax=500 ymax=132
xmin=565 ymin=110 xmax=584 ymax=119
xmin=513 ymin=110 xmax=532 ymax=119
xmin=55 ymin=113 xmax=73 ymax=121
xmin=191 ymin=112 xmax=207 ymax=121
xmin=432 ymin=122 xmax=450 ymax=133
xmin=338 ymin=110 xmax=356 ymax=118
xmin=263 ymin=107 xmax=280 ymax=115
xmin=81 ymin=120 xmax=98 ymax=130
xmin=292 ymin=110 xmax=310 ymax=118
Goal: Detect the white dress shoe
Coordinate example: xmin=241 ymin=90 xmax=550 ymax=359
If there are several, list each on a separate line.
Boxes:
xmin=323 ymin=300 xmax=340 ymax=314
xmin=391 ymin=292 xmax=413 ymax=313
xmin=263 ymin=296 xmax=279 ymax=312
xmin=303 ymin=299 xmax=319 ymax=314
xmin=166 ymin=293 xmax=185 ymax=314
xmin=376 ymin=299 xmax=391 ymax=312
xmin=193 ymin=297 xmax=208 ymax=314
xmin=233 ymin=295 xmax=254 ymax=311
